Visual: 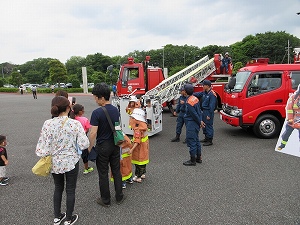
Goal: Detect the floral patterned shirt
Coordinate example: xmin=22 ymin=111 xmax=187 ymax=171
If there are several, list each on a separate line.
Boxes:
xmin=36 ymin=116 xmax=90 ymax=174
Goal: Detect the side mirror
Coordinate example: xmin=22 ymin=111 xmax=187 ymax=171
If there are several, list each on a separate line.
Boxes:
xmin=227 ymin=77 xmax=236 ymax=89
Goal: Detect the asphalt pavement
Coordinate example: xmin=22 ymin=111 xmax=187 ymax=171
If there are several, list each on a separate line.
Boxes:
xmin=1 ymin=92 xmax=300 ymax=225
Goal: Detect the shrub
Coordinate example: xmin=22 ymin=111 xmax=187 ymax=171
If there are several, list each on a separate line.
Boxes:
xmin=0 ymin=88 xmax=19 ymax=93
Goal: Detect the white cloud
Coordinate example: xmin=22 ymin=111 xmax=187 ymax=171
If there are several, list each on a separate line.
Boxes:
xmin=0 ymin=0 xmax=299 ymax=64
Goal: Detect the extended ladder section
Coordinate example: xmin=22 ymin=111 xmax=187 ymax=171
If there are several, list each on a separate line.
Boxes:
xmin=145 ymin=55 xmax=216 ymax=103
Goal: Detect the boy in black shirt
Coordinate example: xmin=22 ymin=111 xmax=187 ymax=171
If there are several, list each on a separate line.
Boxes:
xmin=0 ymin=135 xmax=9 ymax=186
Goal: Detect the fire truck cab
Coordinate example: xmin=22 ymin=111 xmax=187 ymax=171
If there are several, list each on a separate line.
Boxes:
xmin=220 ymin=59 xmax=300 ymax=138
xmin=117 ymin=56 xmax=165 ymax=97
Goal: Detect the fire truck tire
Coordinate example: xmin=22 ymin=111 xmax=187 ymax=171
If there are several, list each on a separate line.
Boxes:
xmin=253 ymin=114 xmax=280 ymax=139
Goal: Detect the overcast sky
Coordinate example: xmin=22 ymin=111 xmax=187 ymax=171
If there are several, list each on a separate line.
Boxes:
xmin=1 ymin=0 xmax=300 ymax=65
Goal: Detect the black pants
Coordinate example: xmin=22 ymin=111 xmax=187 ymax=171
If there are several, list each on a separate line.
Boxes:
xmin=32 ymin=91 xmax=37 ymax=99
xmin=135 ymin=164 xmax=146 ymax=177
xmin=95 ymin=139 xmax=123 ymax=204
xmin=81 ymin=149 xmax=89 ymax=164
xmin=52 ymin=162 xmax=79 ymax=221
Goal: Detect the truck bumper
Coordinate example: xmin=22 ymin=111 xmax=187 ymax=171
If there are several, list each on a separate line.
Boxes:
xmin=219 ymin=110 xmax=240 ymax=127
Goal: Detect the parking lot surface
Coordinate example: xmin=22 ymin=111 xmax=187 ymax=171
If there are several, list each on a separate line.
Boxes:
xmin=1 ymin=93 xmax=300 ymax=225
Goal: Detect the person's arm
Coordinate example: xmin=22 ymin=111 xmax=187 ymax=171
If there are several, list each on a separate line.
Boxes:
xmin=88 ymin=126 xmax=97 ymax=152
xmin=208 ymin=93 xmax=217 ymax=118
xmin=193 ymin=92 xmax=203 ymax=99
xmin=1 ymin=155 xmax=8 ymax=165
xmin=129 ymin=143 xmax=138 ymax=154
xmin=36 ymin=121 xmax=51 ymax=157
xmin=187 ymin=104 xmax=201 ymax=126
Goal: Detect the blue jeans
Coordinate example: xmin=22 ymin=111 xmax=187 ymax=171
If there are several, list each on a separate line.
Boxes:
xmin=280 ymin=124 xmax=300 ymax=147
xmin=95 ymin=139 xmax=123 ymax=204
xmin=52 ymin=162 xmax=79 ymax=221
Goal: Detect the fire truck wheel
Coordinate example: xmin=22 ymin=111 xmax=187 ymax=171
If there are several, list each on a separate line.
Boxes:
xmin=253 ymin=114 xmax=280 ymax=139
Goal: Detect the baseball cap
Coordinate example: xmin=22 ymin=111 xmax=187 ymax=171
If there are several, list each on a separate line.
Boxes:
xmin=179 ymin=85 xmax=185 ymax=91
xmin=203 ymin=80 xmax=212 ymax=86
xmin=184 ymin=84 xmax=194 ymax=95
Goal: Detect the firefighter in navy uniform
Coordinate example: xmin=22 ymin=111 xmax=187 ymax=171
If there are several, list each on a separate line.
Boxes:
xmin=183 ymin=84 xmax=205 ymax=166
xmin=171 ymin=85 xmax=187 ymax=142
xmin=194 ymin=80 xmax=217 ymax=146
xmin=278 ymin=84 xmax=300 ymax=150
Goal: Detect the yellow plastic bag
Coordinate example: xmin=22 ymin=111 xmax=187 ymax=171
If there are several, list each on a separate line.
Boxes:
xmin=32 ymin=156 xmax=52 ymax=177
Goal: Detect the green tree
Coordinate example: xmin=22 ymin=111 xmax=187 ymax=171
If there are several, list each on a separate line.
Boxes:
xmin=10 ymin=71 xmax=23 ymax=86
xmin=85 ymin=53 xmax=114 ymax=72
xmin=25 ymin=70 xmax=43 ymax=83
xmin=0 ymin=78 xmax=4 ymax=87
xmin=65 ymin=56 xmax=86 ymax=80
xmin=18 ymin=58 xmax=52 ymax=83
xmin=48 ymin=59 xmax=67 ymax=84
xmin=67 ymin=74 xmax=81 ymax=88
xmin=232 ymin=62 xmax=244 ymax=75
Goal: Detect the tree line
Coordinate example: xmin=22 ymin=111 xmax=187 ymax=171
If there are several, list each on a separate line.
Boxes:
xmin=1 ymin=31 xmax=299 ymax=88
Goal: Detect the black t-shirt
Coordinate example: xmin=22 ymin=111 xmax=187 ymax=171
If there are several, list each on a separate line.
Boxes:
xmin=0 ymin=146 xmax=7 ymax=166
xmin=90 ymin=104 xmax=120 ymax=145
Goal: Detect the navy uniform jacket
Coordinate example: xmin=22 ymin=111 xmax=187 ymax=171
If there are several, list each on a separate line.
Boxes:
xmin=175 ymin=95 xmax=187 ymax=116
xmin=194 ymin=89 xmax=216 ymax=118
xmin=184 ymin=95 xmax=202 ymax=127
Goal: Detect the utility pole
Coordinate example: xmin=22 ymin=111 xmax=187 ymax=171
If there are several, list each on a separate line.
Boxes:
xmin=162 ymin=46 xmax=165 ymax=69
xmin=286 ymin=39 xmax=292 ymax=64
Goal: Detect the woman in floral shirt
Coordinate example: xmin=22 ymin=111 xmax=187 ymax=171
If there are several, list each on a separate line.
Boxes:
xmin=36 ymin=96 xmax=89 ymax=225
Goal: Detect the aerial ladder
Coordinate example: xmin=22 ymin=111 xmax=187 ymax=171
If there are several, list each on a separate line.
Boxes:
xmin=145 ymin=55 xmax=216 ymax=103
xmin=115 ymin=55 xmax=216 ymax=136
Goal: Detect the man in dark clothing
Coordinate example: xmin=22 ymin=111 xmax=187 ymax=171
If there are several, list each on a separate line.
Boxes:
xmin=88 ymin=83 xmax=125 ymax=207
xmin=171 ymin=86 xmax=187 ymax=142
xmin=220 ymin=52 xmax=231 ymax=74
xmin=194 ymin=80 xmax=217 ymax=146
xmin=183 ymin=84 xmax=204 ymax=166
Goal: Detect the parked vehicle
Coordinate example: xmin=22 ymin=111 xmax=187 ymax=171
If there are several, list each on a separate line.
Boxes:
xmin=114 ymin=54 xmax=232 ymax=136
xmin=66 ymin=83 xmax=73 ymax=88
xmin=220 ymin=57 xmax=300 ymax=138
xmin=3 ymin=84 xmax=15 ymax=88
xmin=116 ymin=54 xmax=232 ymax=109
xmin=55 ymin=83 xmax=67 ymax=88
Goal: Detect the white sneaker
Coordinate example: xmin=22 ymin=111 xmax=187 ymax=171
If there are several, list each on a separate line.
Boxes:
xmin=132 ymin=176 xmax=138 ymax=181
xmin=64 ymin=214 xmax=78 ymax=225
xmin=141 ymin=174 xmax=146 ymax=179
xmin=53 ymin=212 xmax=66 ymax=225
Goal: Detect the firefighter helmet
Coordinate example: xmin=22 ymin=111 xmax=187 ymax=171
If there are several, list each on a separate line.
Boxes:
xmin=131 ymin=108 xmax=146 ymax=122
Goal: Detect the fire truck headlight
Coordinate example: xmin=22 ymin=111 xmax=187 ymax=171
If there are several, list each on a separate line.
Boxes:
xmin=231 ymin=108 xmax=242 ymax=116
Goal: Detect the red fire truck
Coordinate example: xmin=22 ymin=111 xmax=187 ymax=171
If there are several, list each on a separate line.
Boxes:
xmin=220 ymin=58 xmax=300 ymax=138
xmin=114 ymin=54 xmax=232 ymax=136
xmin=116 ymin=54 xmax=232 ymax=109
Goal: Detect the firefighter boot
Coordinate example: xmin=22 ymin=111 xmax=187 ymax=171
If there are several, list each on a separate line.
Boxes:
xmin=203 ymin=138 xmax=213 ymax=146
xmin=183 ymin=156 xmax=196 ymax=166
xmin=200 ymin=137 xmax=209 ymax=143
xmin=171 ymin=134 xmax=180 ymax=142
xmin=196 ymin=155 xmax=202 ymax=163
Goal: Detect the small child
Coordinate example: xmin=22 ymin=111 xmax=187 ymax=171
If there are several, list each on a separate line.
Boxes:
xmin=72 ymin=104 xmax=94 ymax=174
xmin=120 ymin=134 xmax=133 ymax=189
xmin=111 ymin=134 xmax=133 ymax=189
xmin=129 ymin=108 xmax=149 ymax=183
xmin=0 ymin=135 xmax=9 ymax=186
xmin=145 ymin=99 xmax=152 ymax=131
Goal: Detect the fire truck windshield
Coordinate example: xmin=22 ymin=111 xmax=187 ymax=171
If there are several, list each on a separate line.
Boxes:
xmin=232 ymin=71 xmax=251 ymax=92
